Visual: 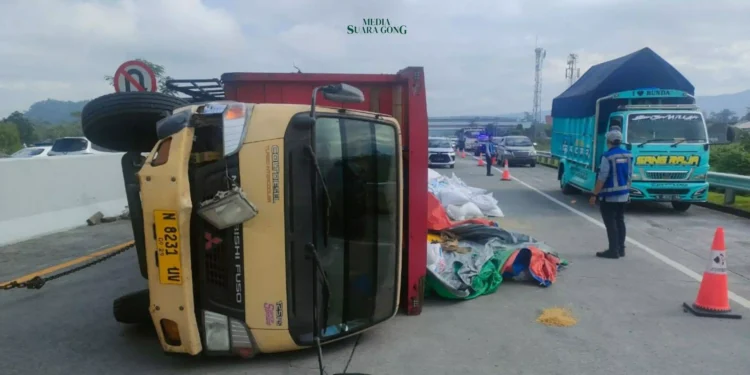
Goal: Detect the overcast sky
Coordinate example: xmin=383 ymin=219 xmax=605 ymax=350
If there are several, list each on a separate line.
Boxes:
xmin=1 ymin=0 xmax=748 ymax=118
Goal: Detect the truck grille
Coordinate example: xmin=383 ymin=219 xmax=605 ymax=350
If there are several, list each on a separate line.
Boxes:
xmin=429 ymin=153 xmax=452 ymax=163
xmin=189 ymin=156 xmax=245 ymax=317
xmin=645 ymin=171 xmax=689 ymax=180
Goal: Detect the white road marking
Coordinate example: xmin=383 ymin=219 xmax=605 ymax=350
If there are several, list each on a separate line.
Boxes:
xmin=482 ymin=159 xmax=750 ymax=310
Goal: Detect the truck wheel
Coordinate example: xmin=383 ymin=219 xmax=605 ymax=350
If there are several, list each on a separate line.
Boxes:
xmin=113 ymin=289 xmax=151 ymax=325
xmin=82 ymin=92 xmax=189 ymax=152
xmin=671 ymin=202 xmax=691 ymax=212
xmin=530 ymin=161 xmax=536 ymax=168
xmin=559 ymin=165 xmax=578 ymax=194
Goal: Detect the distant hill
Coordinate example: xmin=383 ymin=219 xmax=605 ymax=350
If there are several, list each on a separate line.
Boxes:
xmin=495 ymin=90 xmax=750 ymax=119
xmin=23 ymin=99 xmax=88 ymax=126
xmin=695 ymin=90 xmax=750 ymax=117
xmin=16 ymin=89 xmax=750 ymax=127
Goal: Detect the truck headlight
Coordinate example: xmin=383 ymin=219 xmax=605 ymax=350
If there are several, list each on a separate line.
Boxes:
xmin=691 ymin=173 xmax=707 ymax=181
xmin=203 ymin=310 xmax=257 ymax=358
xmin=530 ymin=150 xmax=537 ymax=156
xmin=198 ymin=187 xmax=258 ymax=230
xmin=631 ymin=172 xmax=642 ymax=181
xmin=204 ymin=311 xmax=231 ymax=351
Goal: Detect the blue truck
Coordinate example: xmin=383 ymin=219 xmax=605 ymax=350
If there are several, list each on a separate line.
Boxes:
xmin=550 ymin=47 xmax=735 ymax=212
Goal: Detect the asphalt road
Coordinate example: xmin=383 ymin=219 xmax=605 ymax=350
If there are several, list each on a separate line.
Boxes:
xmin=1 ymin=158 xmax=749 ymax=375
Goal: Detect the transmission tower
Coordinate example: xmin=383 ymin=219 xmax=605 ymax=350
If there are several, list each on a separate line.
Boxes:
xmin=532 ymin=46 xmax=546 ymax=126
xmin=565 ymin=53 xmax=580 ymax=87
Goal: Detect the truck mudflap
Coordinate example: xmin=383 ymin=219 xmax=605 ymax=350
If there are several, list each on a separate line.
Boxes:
xmin=139 ymin=127 xmax=203 ymax=355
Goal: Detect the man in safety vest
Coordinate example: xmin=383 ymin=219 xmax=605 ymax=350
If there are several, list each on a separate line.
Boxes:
xmin=589 ymin=129 xmax=632 ymax=259
xmin=485 ymin=139 xmax=497 ymax=176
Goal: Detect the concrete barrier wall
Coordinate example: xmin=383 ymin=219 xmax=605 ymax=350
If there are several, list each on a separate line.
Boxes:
xmin=0 ymin=154 xmax=128 ymax=246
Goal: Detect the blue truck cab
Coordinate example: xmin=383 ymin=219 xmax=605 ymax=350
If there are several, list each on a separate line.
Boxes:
xmin=551 ymin=47 xmax=733 ymax=212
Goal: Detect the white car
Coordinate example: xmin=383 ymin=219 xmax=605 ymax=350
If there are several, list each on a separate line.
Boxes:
xmin=10 ymin=145 xmax=52 ymax=158
xmin=428 ymin=137 xmax=456 ymax=168
xmin=47 ymin=137 xmax=111 ymax=156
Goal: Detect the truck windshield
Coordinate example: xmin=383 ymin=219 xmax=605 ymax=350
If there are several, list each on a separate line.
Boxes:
xmin=286 ymin=115 xmax=400 ymax=344
xmin=428 ymin=139 xmax=452 ymax=148
xmin=626 ymin=113 xmax=707 ymax=144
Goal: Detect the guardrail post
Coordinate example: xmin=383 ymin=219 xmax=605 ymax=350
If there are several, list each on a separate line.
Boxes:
xmin=724 ymin=188 xmax=736 ymax=205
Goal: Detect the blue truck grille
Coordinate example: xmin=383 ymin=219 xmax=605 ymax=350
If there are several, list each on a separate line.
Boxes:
xmin=645 ymin=171 xmax=689 ymax=180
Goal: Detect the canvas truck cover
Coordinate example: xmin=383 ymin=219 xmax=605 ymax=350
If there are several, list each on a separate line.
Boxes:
xmin=551 ymin=47 xmax=695 ymax=118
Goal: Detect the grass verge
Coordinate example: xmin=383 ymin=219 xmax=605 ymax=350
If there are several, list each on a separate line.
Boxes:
xmin=707 ymin=191 xmax=750 ymax=213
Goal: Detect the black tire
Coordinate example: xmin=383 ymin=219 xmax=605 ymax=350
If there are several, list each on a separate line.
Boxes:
xmin=450 ymin=164 xmax=455 ymax=169
xmin=671 ymin=202 xmax=691 ymax=212
xmin=559 ymin=165 xmax=578 ymax=195
xmin=82 ymin=92 xmax=189 ymax=152
xmin=530 ymin=161 xmax=536 ymax=168
xmin=113 ymin=289 xmax=151 ymax=325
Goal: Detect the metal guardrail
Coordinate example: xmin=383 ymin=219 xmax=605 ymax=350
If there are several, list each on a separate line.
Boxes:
xmin=535 ymin=151 xmax=750 ymax=205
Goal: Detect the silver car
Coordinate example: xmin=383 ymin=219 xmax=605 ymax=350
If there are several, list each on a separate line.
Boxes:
xmin=47 ymin=137 xmax=111 ymax=156
xmin=428 ymin=137 xmax=456 ymax=168
xmin=497 ymin=136 xmax=538 ymax=167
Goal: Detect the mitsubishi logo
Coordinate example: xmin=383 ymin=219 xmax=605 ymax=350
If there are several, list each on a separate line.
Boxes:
xmin=205 ymin=232 xmax=223 ymax=251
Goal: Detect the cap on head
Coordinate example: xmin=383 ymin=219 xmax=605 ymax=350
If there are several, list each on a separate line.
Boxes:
xmin=606 ymin=129 xmax=623 ymax=143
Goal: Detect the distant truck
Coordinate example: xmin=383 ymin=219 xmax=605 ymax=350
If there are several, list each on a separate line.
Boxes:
xmin=551 ymin=47 xmax=735 ymax=212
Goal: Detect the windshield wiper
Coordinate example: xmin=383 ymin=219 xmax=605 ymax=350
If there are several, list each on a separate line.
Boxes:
xmin=306 ymin=242 xmax=332 ymax=375
xmin=305 ymin=145 xmax=331 ymax=246
xmin=670 ymin=138 xmax=706 ymax=147
xmin=637 ymin=139 xmax=673 ymax=147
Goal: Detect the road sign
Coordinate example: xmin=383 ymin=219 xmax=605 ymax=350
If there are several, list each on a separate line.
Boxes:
xmin=114 ymin=60 xmax=158 ymax=93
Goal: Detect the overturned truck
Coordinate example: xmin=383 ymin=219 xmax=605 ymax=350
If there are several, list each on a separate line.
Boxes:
xmin=81 ymin=69 xmax=429 ymax=359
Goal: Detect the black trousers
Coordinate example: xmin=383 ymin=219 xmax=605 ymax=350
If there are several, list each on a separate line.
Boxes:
xmin=485 ymin=153 xmax=493 ymax=175
xmin=599 ymin=200 xmax=626 ymax=252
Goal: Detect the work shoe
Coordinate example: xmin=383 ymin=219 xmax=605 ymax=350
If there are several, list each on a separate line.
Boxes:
xmin=619 ymin=247 xmax=625 ymax=257
xmin=487 ymin=173 xmax=494 ymax=177
xmin=596 ymin=249 xmax=620 ymax=259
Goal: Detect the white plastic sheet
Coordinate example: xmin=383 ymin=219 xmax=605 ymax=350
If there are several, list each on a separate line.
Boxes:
xmin=428 ymin=172 xmax=504 ymax=218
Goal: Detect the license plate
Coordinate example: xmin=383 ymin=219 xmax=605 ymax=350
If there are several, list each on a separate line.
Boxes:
xmin=154 ymin=210 xmax=182 ymax=285
xmin=655 ymin=194 xmax=680 ymax=200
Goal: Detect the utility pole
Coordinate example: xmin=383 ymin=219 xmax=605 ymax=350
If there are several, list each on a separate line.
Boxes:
xmin=565 ymin=53 xmax=580 ymax=87
xmin=532 ymin=39 xmax=546 ymax=140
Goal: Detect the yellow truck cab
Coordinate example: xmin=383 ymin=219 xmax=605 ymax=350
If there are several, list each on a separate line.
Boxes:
xmin=82 ymin=83 xmax=406 ymax=361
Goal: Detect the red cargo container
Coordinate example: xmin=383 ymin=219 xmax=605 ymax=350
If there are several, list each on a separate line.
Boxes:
xmin=219 ymin=67 xmax=428 ymax=316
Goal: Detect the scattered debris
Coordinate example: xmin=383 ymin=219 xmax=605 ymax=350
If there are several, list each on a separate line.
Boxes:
xmin=86 ymin=207 xmax=130 ymax=226
xmin=536 ymin=307 xmax=577 ymax=327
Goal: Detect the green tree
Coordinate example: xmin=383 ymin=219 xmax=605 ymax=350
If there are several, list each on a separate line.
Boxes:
xmin=709 ymin=109 xmax=738 ymax=124
xmin=0 ymin=121 xmax=22 ymax=154
xmin=103 ymin=58 xmax=176 ymax=96
xmin=2 ymin=111 xmax=37 ymax=145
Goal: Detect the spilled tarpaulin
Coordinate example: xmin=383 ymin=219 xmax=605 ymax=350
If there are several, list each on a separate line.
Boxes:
xmin=427 ymin=192 xmax=496 ymax=231
xmin=425 ymin=219 xmax=568 ymax=300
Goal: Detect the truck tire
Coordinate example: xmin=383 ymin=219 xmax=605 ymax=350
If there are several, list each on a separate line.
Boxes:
xmin=671 ymin=202 xmax=691 ymax=212
xmin=530 ymin=161 xmax=536 ymax=168
xmin=558 ymin=165 xmax=578 ymax=195
xmin=82 ymin=92 xmax=189 ymax=152
xmin=113 ymin=289 xmax=151 ymax=325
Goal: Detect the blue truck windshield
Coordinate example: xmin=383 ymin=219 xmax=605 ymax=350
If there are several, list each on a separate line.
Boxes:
xmin=626 ymin=113 xmax=707 ymax=143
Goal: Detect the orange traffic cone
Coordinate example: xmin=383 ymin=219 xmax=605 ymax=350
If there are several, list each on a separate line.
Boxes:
xmin=683 ymin=227 xmax=742 ymax=319
xmin=501 ymin=159 xmax=512 ymax=181
xmin=477 ymin=154 xmax=485 ymax=166
xmin=491 ymin=156 xmax=497 ymax=165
